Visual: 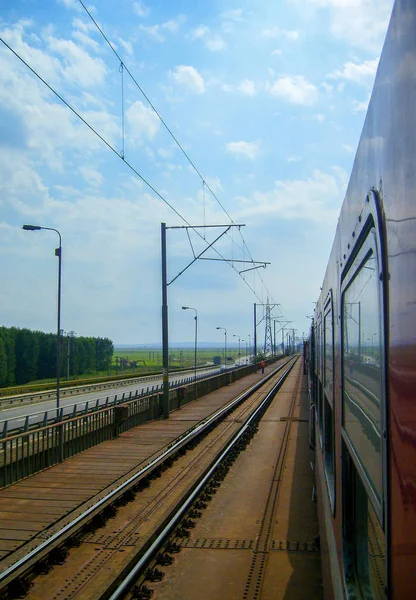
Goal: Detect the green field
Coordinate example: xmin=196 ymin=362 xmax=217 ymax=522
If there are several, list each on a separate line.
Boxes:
xmin=113 ymin=346 xmax=246 ymax=372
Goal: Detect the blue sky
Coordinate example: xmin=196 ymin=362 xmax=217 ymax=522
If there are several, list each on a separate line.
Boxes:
xmin=0 ymin=0 xmax=393 ymax=346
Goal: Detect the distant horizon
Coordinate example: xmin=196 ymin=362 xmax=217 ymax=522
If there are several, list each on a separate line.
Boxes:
xmin=115 ymin=342 xmax=255 ymax=349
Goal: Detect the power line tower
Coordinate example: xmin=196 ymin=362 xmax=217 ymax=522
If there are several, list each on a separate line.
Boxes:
xmin=264 ymin=298 xmax=273 ymax=355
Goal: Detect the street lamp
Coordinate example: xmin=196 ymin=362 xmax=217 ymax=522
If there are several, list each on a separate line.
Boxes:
xmin=233 ymin=334 xmax=241 ymax=363
xmin=23 ymin=224 xmax=62 ymax=410
xmin=182 ymin=307 xmax=198 ymax=394
xmin=241 ymin=340 xmax=247 ymax=363
xmin=216 ymin=327 xmax=227 ymax=366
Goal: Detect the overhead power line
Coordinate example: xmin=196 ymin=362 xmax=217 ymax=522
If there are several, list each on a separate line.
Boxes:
xmin=0 ymin=34 xmax=274 ymax=305
xmin=77 ymin=0 xmax=277 ymax=305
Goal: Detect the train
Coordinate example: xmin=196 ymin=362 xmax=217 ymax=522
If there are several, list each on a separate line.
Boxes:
xmin=308 ymin=1 xmax=416 ymax=598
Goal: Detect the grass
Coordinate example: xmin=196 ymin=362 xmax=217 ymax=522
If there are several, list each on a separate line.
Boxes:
xmin=0 ymin=346 xmax=249 ymax=397
xmin=113 ymin=346 xmax=245 ymax=369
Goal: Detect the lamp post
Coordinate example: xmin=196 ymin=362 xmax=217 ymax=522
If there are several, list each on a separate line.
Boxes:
xmin=23 ymin=225 xmax=62 ymax=410
xmin=233 ymin=334 xmax=241 ymax=363
xmin=182 ymin=307 xmax=198 ymax=395
xmin=216 ymin=327 xmax=227 ymax=366
xmin=241 ymin=340 xmax=247 ymax=363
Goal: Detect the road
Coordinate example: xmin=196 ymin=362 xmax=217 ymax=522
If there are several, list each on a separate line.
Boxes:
xmin=0 ymin=362 xmax=244 ymax=433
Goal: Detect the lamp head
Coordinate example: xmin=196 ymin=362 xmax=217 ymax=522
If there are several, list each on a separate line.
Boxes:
xmin=182 ymin=306 xmax=189 ymax=310
xmin=22 ymin=224 xmax=41 ymax=231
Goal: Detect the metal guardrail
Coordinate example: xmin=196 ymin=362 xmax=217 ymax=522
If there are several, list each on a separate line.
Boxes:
xmin=0 ymin=369 xmax=218 ymax=439
xmin=0 ymin=392 xmax=160 ymax=488
xmin=0 ymin=365 xmax=219 ymax=407
xmin=0 ymin=364 xmax=250 ymax=487
xmin=0 ymin=358 xmax=284 ymax=488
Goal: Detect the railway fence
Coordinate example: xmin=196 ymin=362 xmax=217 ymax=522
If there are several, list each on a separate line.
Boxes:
xmin=0 ymin=360 xmax=274 ymax=487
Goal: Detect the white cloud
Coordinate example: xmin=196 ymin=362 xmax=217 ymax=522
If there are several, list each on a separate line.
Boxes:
xmin=219 ymin=9 xmax=243 ymax=21
xmin=118 ymin=37 xmax=134 ymax=55
xmin=58 ymin=0 xmax=83 ymax=11
xmin=223 ymin=79 xmax=255 ymax=95
xmin=321 ymin=81 xmax=334 ymax=94
xmin=189 ymin=25 xmax=209 ymax=40
xmin=134 ymin=1 xmax=150 ymax=17
xmin=262 ymin=27 xmax=299 ymax=40
xmin=206 ymin=37 xmax=227 ymax=52
xmin=237 ymin=79 xmax=255 ymax=95
xmin=188 ymin=25 xmax=226 ymax=52
xmin=138 ymin=16 xmax=185 ymax=41
xmin=314 ymin=113 xmax=325 ymax=122
xmin=79 ymin=166 xmax=103 ymax=187
xmin=204 ymin=176 xmax=224 ymax=194
xmin=235 ymin=167 xmax=348 ymax=223
xmin=125 ymin=100 xmax=160 ymax=143
xmin=138 ymin=24 xmax=164 ymax=42
xmin=157 ymin=147 xmax=173 ymax=159
xmin=171 ymin=65 xmax=205 ymax=94
xmin=286 ymin=156 xmax=302 ymax=162
xmin=71 ymin=18 xmax=95 ymax=33
xmin=271 ymin=49 xmax=282 ymax=56
xmin=342 ymin=144 xmax=355 ymax=153
xmin=267 ymin=75 xmax=318 ymax=105
xmin=72 ymin=30 xmax=100 ymax=50
xmin=352 ymin=95 xmax=370 ymax=112
xmin=328 ymin=58 xmax=379 ymax=84
xmin=226 ymin=141 xmax=259 ymax=160
xmin=162 ymin=16 xmax=187 ymax=33
xmin=47 ymin=37 xmax=107 ymax=87
xmin=303 ymin=0 xmax=392 ymax=51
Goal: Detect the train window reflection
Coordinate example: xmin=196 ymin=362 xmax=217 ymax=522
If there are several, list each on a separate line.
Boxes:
xmin=324 ymin=305 xmax=333 ymax=402
xmin=342 ymin=248 xmax=383 ymax=503
xmin=343 ymin=446 xmax=386 ymax=599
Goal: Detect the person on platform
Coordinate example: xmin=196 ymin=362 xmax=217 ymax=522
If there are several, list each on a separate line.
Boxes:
xmin=260 ymin=359 xmax=265 ymax=374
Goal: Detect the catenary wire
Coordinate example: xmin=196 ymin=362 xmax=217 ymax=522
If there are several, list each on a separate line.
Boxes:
xmin=0 ymin=35 xmax=270 ymax=304
xmin=77 ymin=0 xmax=277 ymax=305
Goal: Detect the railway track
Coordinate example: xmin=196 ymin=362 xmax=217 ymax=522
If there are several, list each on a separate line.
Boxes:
xmin=0 ymin=357 xmax=313 ymax=599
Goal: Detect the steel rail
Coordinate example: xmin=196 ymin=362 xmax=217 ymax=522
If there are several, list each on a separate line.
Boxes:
xmin=0 ymin=357 xmax=294 ymax=589
xmin=108 ymin=357 xmax=297 ymax=599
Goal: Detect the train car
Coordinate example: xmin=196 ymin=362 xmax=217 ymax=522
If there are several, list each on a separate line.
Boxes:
xmin=310 ymin=1 xmax=416 ymax=598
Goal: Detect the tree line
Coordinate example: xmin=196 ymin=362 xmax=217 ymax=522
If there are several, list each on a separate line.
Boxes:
xmin=0 ymin=326 xmax=114 ymax=387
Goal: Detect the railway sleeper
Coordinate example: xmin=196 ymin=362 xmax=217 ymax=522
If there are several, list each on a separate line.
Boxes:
xmin=130 ymin=584 xmax=154 ymax=599
xmin=33 ymin=558 xmax=52 ymax=576
xmin=67 ymin=534 xmax=81 ymax=548
xmin=182 ymin=519 xmax=196 ymax=529
xmin=145 ymin=568 xmax=164 ymax=582
xmin=165 ymin=542 xmax=181 ymax=554
xmin=49 ymin=546 xmax=68 ymax=565
xmin=156 ymin=553 xmax=174 ymax=566
xmin=175 ymin=527 xmax=190 ymax=538
xmin=7 ymin=577 xmax=32 ymax=599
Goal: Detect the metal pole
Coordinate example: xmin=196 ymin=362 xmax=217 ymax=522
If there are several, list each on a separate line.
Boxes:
xmin=67 ymin=334 xmax=70 ymax=381
xmin=273 ymin=320 xmax=276 ymax=357
xmin=194 ymin=312 xmax=198 ymax=395
xmin=254 ymin=303 xmax=257 ymax=369
xmin=161 ymin=223 xmax=169 ymax=419
xmin=224 ymin=330 xmax=227 ymax=367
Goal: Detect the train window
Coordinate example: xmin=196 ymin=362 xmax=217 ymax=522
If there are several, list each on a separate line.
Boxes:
xmin=342 ymin=444 xmax=386 ymax=599
xmin=317 ymin=318 xmax=324 ymax=438
xmin=342 ymin=230 xmax=384 ymax=506
xmin=324 ymin=398 xmax=335 ymax=508
xmin=324 ymin=302 xmax=334 ymax=403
